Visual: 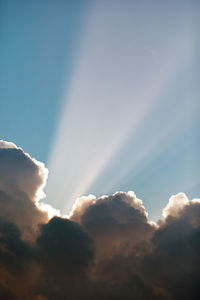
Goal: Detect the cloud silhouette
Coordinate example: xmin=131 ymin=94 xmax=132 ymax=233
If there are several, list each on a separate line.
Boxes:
xmin=36 ymin=217 xmax=94 ymax=300
xmin=0 ymin=140 xmax=199 ymax=299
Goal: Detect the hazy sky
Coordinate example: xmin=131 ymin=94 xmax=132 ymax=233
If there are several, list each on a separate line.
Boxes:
xmin=1 ymin=0 xmax=199 ymax=219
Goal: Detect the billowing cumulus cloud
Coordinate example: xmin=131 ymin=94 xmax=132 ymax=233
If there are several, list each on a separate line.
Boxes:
xmin=70 ymin=191 xmax=154 ymax=260
xmin=0 ymin=140 xmax=200 ymax=299
xmin=0 ymin=140 xmax=52 ymax=240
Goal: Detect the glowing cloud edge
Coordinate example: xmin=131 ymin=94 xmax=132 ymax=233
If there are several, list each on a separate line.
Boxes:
xmin=1 ymin=140 xmax=199 ymax=223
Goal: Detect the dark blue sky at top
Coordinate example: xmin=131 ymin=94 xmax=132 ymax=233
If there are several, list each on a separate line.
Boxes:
xmin=0 ymin=0 xmax=89 ymax=163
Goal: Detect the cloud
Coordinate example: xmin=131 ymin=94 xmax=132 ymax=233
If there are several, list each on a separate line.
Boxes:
xmin=0 ymin=140 xmax=200 ymax=299
xmin=70 ymin=191 xmax=154 ymax=260
xmin=0 ymin=140 xmax=47 ymax=202
xmin=142 ymin=205 xmax=200 ymax=300
xmin=36 ymin=216 xmax=94 ymax=299
xmin=0 ymin=140 xmax=51 ymax=240
xmin=162 ymin=192 xmax=190 ymax=218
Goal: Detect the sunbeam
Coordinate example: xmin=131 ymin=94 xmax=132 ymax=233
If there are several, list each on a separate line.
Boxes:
xmin=46 ymin=1 xmax=196 ymax=213
xmin=1 ymin=1 xmax=200 ymax=298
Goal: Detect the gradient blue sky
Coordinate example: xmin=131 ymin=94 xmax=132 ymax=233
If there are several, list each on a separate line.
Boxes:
xmin=0 ymin=0 xmax=89 ymax=161
xmin=1 ymin=0 xmax=199 ymax=220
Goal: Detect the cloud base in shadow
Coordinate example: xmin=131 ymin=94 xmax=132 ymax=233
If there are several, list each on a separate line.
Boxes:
xmin=0 ymin=140 xmax=199 ymax=300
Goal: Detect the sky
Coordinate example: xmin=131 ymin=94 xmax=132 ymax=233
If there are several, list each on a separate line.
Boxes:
xmin=0 ymin=1 xmax=200 ymax=299
xmin=0 ymin=0 xmax=89 ymax=161
xmin=1 ymin=0 xmax=199 ymax=220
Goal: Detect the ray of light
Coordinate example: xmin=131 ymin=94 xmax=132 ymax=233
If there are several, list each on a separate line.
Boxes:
xmin=46 ymin=1 xmax=195 ymax=213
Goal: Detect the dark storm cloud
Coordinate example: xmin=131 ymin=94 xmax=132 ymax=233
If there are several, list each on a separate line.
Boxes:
xmin=0 ymin=216 xmax=40 ymax=300
xmin=36 ymin=217 xmax=94 ymax=300
xmin=0 ymin=140 xmax=200 ymax=299
xmin=141 ymin=206 xmax=200 ymax=300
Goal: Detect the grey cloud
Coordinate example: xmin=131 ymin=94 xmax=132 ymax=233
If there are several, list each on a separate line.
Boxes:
xmin=0 ymin=141 xmax=48 ymax=240
xmin=71 ymin=192 xmax=154 ymax=259
xmin=36 ymin=217 xmax=94 ymax=300
xmin=0 ymin=140 xmax=200 ymax=300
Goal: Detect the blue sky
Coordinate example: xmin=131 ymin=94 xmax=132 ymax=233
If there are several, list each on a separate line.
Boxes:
xmin=0 ymin=0 xmax=89 ymax=162
xmin=1 ymin=0 xmax=199 ymax=220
